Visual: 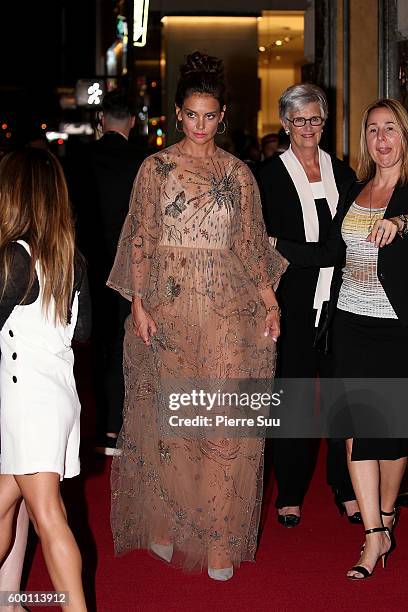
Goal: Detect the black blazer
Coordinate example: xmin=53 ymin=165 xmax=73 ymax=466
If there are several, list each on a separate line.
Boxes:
xmin=277 ymin=180 xmax=408 ymax=334
xmin=68 ymin=132 xmax=145 ymax=279
xmin=258 ymin=152 xmax=356 ymax=241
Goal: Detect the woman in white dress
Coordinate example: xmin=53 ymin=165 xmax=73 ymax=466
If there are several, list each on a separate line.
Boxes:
xmin=0 ymin=148 xmax=91 ymax=610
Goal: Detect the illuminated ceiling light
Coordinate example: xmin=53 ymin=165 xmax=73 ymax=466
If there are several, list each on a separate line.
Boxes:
xmin=1 ymin=123 xmax=7 ymax=130
xmin=41 ymin=123 xmax=47 ymax=130
xmin=258 ymin=46 xmax=266 ymax=52
xmin=284 ymin=36 xmax=291 ymax=42
xmin=162 ymin=17 xmax=256 ymax=25
xmin=275 ymin=40 xmax=283 ymax=46
xmin=133 ymin=0 xmax=150 ymax=47
xmin=151 ymin=80 xmax=157 ymax=87
xmin=276 ymin=56 xmax=281 ymax=61
xmin=161 ymin=16 xmax=167 ymax=24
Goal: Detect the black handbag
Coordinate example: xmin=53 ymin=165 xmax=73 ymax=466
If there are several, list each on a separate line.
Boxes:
xmin=313 ymin=300 xmax=330 ymax=354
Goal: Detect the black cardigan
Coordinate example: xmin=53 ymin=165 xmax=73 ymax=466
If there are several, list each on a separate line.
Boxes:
xmin=258 ymin=153 xmax=356 ymax=242
xmin=277 ymin=181 xmax=408 ymax=334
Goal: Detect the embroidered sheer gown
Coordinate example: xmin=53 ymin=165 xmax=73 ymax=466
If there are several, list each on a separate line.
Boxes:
xmin=108 ymin=143 xmax=287 ymax=570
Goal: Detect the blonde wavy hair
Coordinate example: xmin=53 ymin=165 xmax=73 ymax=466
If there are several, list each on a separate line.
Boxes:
xmin=0 ymin=147 xmax=75 ymax=324
xmin=357 ymin=98 xmax=408 ymax=185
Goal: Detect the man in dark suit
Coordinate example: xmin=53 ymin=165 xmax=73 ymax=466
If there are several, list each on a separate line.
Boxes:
xmin=71 ymin=89 xmax=146 ymax=455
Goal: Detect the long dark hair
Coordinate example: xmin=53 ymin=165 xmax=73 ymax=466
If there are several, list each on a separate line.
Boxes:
xmin=0 ymin=147 xmax=75 ymax=324
xmin=175 ymin=51 xmax=225 ymax=108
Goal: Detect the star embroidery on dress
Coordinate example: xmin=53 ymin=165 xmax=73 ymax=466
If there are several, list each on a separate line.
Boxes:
xmin=184 ymin=160 xmax=241 ymax=226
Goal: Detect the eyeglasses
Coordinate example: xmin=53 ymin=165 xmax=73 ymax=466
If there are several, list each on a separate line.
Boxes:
xmin=286 ymin=116 xmax=324 ymax=127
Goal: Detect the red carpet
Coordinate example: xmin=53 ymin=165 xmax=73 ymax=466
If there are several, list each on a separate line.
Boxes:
xmin=23 ymin=347 xmax=408 ymax=611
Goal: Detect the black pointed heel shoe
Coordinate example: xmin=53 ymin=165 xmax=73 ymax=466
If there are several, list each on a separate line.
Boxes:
xmin=396 ymin=491 xmax=408 ymax=507
xmin=347 ymin=527 xmax=392 ymax=580
xmin=277 ymin=513 xmax=300 ymax=528
xmin=334 ymin=493 xmax=362 ymax=524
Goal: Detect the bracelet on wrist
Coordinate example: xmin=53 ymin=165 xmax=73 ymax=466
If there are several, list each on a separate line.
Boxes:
xmin=265 ymin=304 xmax=281 ymax=315
xmin=398 ymin=214 xmax=408 ymax=237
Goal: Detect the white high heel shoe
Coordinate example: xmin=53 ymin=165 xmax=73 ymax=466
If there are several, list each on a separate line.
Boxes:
xmin=150 ymin=543 xmax=174 ymax=563
xmin=208 ymin=566 xmax=234 ymax=581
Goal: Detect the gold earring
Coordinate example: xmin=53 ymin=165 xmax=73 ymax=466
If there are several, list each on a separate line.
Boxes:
xmin=216 ymin=120 xmax=226 ymax=135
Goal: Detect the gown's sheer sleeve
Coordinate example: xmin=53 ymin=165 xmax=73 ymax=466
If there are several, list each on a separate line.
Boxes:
xmin=232 ymin=163 xmax=288 ymax=290
xmin=107 ymin=156 xmax=161 ymax=300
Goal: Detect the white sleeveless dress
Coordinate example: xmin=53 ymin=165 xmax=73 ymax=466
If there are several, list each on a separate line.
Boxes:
xmin=0 ymin=240 xmax=81 ymax=479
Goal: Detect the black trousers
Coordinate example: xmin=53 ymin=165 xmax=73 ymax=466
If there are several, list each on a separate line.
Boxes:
xmin=91 ymin=284 xmax=130 ymax=435
xmin=272 ymin=306 xmax=355 ymax=508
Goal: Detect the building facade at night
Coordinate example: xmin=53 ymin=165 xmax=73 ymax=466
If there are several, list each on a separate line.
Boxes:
xmin=98 ymin=1 xmax=408 ymax=167
xmin=2 ymin=1 xmax=408 ymax=167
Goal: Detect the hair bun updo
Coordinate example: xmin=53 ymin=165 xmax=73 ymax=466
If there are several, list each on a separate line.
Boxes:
xmin=175 ymin=51 xmax=225 ymax=109
xmin=180 ymin=51 xmax=223 ymax=78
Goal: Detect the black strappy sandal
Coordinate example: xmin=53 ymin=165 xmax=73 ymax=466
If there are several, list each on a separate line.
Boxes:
xmin=381 ymin=508 xmax=398 ymax=529
xmin=348 ymin=527 xmax=392 ymax=580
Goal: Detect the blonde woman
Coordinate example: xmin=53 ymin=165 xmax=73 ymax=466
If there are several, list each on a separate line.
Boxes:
xmin=0 ymin=148 xmax=90 ymax=609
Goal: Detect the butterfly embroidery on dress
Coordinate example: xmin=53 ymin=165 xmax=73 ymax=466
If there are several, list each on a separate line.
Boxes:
xmin=154 ymin=156 xmax=177 ymax=180
xmin=165 ymin=191 xmax=187 ymax=218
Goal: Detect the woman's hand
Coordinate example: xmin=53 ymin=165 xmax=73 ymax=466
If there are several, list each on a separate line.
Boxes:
xmin=132 ymin=298 xmax=157 ymax=346
xmin=264 ymin=306 xmax=281 ymax=343
xmin=366 ymin=218 xmax=398 ymax=247
xmin=259 ymin=287 xmax=281 ymax=342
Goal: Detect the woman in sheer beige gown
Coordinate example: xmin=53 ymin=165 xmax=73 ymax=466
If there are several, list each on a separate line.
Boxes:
xmin=107 ymin=51 xmax=287 ymax=579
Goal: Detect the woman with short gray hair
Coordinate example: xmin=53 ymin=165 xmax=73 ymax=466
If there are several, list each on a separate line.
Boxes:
xmin=278 ymin=83 xmax=329 ymax=123
xmin=258 ymin=83 xmax=358 ymax=528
